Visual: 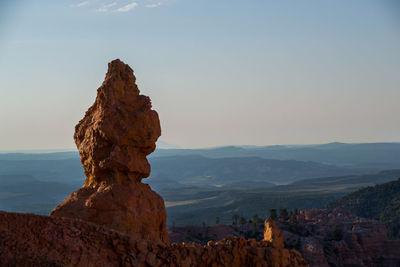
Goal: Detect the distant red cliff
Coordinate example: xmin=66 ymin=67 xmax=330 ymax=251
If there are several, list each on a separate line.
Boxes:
xmin=169 ymin=208 xmax=400 ymax=267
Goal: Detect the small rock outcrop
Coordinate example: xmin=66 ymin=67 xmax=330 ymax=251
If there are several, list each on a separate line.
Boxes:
xmin=264 ymin=218 xmax=284 ymax=249
xmin=51 ymin=59 xmax=168 ymax=244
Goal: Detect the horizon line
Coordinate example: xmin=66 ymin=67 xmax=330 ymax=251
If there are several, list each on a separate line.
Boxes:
xmin=1 ymin=141 xmax=400 ymax=154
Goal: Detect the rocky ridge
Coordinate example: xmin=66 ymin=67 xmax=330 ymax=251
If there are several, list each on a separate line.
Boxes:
xmin=0 ymin=211 xmax=307 ymax=266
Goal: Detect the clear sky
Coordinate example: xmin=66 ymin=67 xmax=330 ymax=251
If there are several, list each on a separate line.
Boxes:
xmin=0 ymin=0 xmax=399 ymax=150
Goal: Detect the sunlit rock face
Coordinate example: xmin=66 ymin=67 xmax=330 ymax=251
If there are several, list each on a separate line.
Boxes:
xmin=264 ymin=218 xmax=284 ymax=249
xmin=74 ymin=59 xmax=161 ymax=187
xmin=51 ymin=59 xmax=168 ymax=244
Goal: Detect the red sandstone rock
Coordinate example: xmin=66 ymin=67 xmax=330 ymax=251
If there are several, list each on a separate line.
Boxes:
xmin=75 ymin=59 xmax=160 ymax=186
xmin=264 ymin=218 xmax=284 ymax=249
xmin=51 ymin=182 xmax=168 ymax=244
xmin=51 ymin=59 xmax=168 ymax=244
xmin=169 ymin=209 xmax=400 ymax=267
xmin=279 ymin=208 xmax=400 ymax=267
xmin=0 ymin=211 xmax=309 ymax=267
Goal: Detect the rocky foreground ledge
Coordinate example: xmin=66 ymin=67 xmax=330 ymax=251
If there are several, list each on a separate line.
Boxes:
xmin=0 ymin=211 xmax=307 ymax=266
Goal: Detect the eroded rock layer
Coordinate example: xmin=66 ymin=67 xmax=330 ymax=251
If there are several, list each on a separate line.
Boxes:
xmin=51 ymin=59 xmax=168 ymax=244
xmin=51 ymin=182 xmax=168 ymax=244
xmin=0 ymin=211 xmax=308 ymax=267
xmin=169 ymin=209 xmax=400 ymax=267
xmin=281 ymin=209 xmax=400 ymax=267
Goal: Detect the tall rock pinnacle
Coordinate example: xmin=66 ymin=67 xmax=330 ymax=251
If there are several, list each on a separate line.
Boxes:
xmin=0 ymin=59 xmax=309 ymax=266
xmin=51 ymin=59 xmax=168 ymax=244
xmin=264 ymin=218 xmax=284 ymax=249
xmin=75 ymin=59 xmax=161 ymax=187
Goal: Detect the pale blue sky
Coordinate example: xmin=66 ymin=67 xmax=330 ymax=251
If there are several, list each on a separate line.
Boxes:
xmin=0 ymin=0 xmax=399 ymax=149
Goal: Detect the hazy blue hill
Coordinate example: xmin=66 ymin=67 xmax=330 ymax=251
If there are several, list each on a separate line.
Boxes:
xmin=161 ymin=170 xmax=400 ymax=226
xmin=1 ymin=149 xmax=400 ymax=226
xmin=151 ymin=142 xmax=400 ymax=170
xmin=0 ymin=174 xmax=78 ymax=214
xmin=329 ymin=177 xmax=400 ymax=239
xmin=0 ymin=174 xmax=36 ymax=185
xmin=0 ymin=151 xmax=79 ymax=160
xmin=0 ymin=154 xmax=84 ymax=214
xmin=0 ymin=158 xmax=84 ymax=185
xmin=286 ymin=169 xmax=400 ymax=189
xmin=148 ymin=155 xmax=363 ymax=189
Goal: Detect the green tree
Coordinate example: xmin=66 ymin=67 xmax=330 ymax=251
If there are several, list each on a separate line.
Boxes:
xmin=215 ymin=216 xmax=220 ymax=224
xmin=232 ymin=214 xmax=239 ymax=225
xmin=252 ymin=214 xmax=262 ymax=223
xmin=289 ymin=211 xmax=297 ymax=223
xmin=269 ymin=209 xmax=278 ymax=220
xmin=252 ymin=222 xmax=259 ymax=237
xmin=279 ymin=208 xmax=289 ymax=220
xmin=293 ymin=208 xmax=299 ymax=216
xmin=239 ymin=216 xmax=247 ymax=234
xmin=332 ymin=224 xmax=343 ymax=241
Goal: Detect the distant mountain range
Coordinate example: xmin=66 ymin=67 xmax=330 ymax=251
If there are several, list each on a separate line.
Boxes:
xmin=0 ymin=142 xmax=400 ymax=226
xmin=2 ymin=142 xmax=400 ymax=170
xmin=161 ymin=169 xmax=400 ymax=226
xmin=152 ymin=142 xmax=400 ymax=170
xmin=156 ymin=141 xmax=181 ymax=149
xmin=148 ymin=154 xmax=364 ymax=189
xmin=0 ymin=174 xmax=78 ymax=214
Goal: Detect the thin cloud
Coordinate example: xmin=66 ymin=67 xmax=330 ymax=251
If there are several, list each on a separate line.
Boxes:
xmin=117 ymin=2 xmax=138 ymax=12
xmin=96 ymin=2 xmax=117 ymax=12
xmin=145 ymin=2 xmax=162 ymax=8
xmin=71 ymin=1 xmax=90 ymax=8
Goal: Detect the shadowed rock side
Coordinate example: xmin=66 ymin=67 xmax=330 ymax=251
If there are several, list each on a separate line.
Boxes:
xmin=169 ymin=209 xmax=400 ymax=267
xmin=282 ymin=209 xmax=400 ymax=267
xmin=0 ymin=211 xmax=308 ymax=267
xmin=51 ymin=59 xmax=168 ymax=244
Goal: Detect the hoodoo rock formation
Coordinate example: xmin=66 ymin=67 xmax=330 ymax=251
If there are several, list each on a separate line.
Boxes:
xmin=264 ymin=218 xmax=284 ymax=249
xmin=50 ymin=59 xmax=168 ymax=244
xmin=0 ymin=59 xmax=309 ymax=266
xmin=73 ymin=59 xmax=160 ymax=186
